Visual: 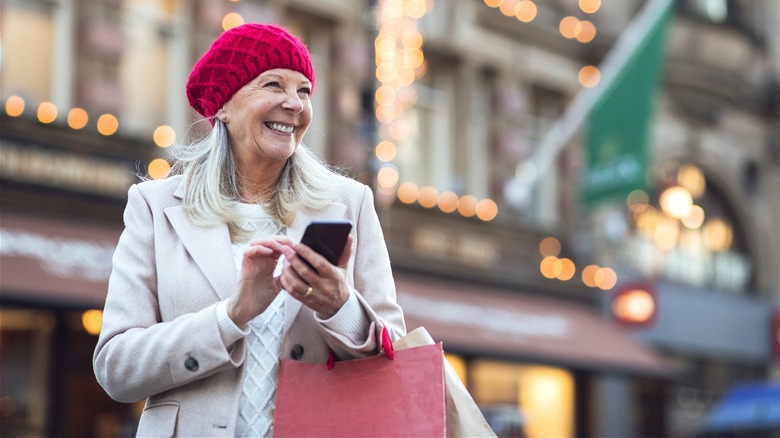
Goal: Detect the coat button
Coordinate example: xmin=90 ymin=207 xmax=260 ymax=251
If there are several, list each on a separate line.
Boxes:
xmin=291 ymin=344 xmax=304 ymax=360
xmin=185 ymin=357 xmax=199 ymax=372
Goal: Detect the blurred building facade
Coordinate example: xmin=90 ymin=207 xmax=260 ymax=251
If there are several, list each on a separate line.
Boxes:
xmin=1 ymin=0 xmax=778 ymax=437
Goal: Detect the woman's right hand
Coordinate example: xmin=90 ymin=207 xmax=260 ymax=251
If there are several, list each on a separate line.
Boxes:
xmin=226 ymin=235 xmax=294 ymax=327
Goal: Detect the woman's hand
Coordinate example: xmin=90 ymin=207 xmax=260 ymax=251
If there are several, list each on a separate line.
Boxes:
xmin=279 ymin=235 xmax=354 ymax=319
xmin=227 ymin=235 xmax=294 ymax=327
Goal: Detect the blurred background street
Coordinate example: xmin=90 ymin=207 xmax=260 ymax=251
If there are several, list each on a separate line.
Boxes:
xmin=1 ymin=0 xmax=779 ymax=436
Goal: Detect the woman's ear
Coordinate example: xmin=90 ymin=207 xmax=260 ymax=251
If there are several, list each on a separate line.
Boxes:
xmin=216 ymin=108 xmax=228 ymax=123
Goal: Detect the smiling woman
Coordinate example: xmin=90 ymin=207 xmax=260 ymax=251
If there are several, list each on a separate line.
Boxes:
xmin=93 ymin=23 xmax=406 ymax=437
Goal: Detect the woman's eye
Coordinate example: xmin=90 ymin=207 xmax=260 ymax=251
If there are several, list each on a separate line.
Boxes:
xmin=265 ymin=81 xmax=282 ymax=88
xmin=298 ymin=87 xmax=312 ymax=96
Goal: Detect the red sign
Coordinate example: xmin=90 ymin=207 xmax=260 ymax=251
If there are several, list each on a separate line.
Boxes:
xmin=611 ymin=282 xmax=657 ymax=327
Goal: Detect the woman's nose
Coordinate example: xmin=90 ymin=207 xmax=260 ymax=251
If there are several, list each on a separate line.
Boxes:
xmin=281 ymin=91 xmax=304 ymax=113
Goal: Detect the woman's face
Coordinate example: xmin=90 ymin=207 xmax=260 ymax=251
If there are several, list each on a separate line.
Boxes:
xmin=222 ymin=68 xmax=313 ymax=169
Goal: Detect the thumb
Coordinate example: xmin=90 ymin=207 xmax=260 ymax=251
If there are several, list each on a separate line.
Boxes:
xmin=273 ymin=274 xmax=284 ymax=294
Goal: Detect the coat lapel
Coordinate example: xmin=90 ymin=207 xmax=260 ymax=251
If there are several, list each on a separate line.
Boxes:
xmin=165 ymin=181 xmax=236 ymax=301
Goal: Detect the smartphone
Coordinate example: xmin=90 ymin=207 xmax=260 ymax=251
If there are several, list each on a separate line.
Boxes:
xmin=299 ymin=220 xmax=353 ymax=266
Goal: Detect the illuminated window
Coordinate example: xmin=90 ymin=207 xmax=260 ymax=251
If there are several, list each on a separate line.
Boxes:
xmin=471 ymin=360 xmax=574 ymax=438
xmin=112 ymin=0 xmax=181 ymax=133
xmin=1 ymin=2 xmax=56 ymax=103
xmin=615 ymin=163 xmax=753 ymax=292
xmin=0 ymin=309 xmax=55 ymax=437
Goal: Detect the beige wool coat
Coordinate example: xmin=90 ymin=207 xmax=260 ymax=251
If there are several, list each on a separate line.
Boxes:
xmin=93 ymin=174 xmax=406 ymax=437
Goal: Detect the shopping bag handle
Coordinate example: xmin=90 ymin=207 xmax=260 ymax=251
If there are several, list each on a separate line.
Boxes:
xmin=381 ymin=326 xmax=395 ymax=360
xmin=327 ymin=326 xmax=394 ymax=370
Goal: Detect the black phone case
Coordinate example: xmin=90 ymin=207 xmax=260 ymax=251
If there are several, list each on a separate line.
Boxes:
xmin=300 ymin=221 xmax=353 ymax=265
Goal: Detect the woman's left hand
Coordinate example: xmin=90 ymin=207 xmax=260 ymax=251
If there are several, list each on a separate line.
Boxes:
xmin=279 ymin=235 xmax=353 ymax=318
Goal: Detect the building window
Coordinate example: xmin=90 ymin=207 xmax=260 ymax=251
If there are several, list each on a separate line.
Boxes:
xmin=117 ymin=0 xmax=181 ymax=133
xmin=396 ymin=56 xmax=456 ymax=190
xmin=1 ymin=1 xmax=57 ymax=104
xmin=471 ymin=359 xmax=575 ymax=438
xmin=0 ymin=308 xmax=54 ymax=437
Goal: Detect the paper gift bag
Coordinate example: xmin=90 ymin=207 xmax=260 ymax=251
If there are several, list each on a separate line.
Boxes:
xmin=395 ymin=327 xmax=496 ymax=437
xmin=274 ymin=328 xmax=446 ymax=437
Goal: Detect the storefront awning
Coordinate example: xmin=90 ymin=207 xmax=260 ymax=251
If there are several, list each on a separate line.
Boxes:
xmin=395 ymin=273 xmax=671 ymax=376
xmin=0 ymin=212 xmax=120 ymax=307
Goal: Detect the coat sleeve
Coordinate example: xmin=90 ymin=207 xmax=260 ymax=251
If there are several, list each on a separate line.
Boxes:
xmin=92 ymin=184 xmax=244 ymax=403
xmin=319 ymin=185 xmax=407 ymax=359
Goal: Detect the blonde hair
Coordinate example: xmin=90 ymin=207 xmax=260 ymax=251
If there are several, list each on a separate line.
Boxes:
xmin=168 ymin=120 xmax=337 ymax=241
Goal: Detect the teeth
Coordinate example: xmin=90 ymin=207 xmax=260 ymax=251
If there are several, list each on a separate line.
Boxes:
xmin=267 ymin=122 xmax=294 ymax=133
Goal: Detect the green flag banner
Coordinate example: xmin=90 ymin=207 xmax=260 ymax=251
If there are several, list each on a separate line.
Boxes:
xmin=581 ymin=1 xmax=673 ymax=208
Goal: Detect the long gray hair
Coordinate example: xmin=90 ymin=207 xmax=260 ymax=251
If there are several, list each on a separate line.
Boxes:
xmin=168 ymin=120 xmax=336 ymax=241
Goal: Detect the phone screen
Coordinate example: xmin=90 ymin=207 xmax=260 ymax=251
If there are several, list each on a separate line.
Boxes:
xmin=300 ymin=220 xmax=353 ymax=265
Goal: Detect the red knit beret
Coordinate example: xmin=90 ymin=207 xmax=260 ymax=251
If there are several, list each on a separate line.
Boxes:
xmin=186 ymin=23 xmax=315 ymax=122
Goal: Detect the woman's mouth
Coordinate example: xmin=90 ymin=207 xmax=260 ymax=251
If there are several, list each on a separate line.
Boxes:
xmin=265 ymin=122 xmax=294 ymax=134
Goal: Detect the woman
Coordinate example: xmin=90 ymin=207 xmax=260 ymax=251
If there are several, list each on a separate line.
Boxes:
xmin=93 ymin=23 xmax=406 ymax=437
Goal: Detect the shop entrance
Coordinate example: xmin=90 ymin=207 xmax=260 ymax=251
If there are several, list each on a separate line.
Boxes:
xmin=0 ymin=306 xmax=141 ymax=437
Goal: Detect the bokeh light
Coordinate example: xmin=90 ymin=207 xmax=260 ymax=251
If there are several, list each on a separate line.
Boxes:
xmin=595 ymin=267 xmax=618 ymax=290
xmin=81 ymin=309 xmax=103 ymax=336
xmin=405 ymin=0 xmax=429 ymax=19
xmin=67 ymin=108 xmax=88 ymax=129
xmin=555 ymin=258 xmax=576 ymax=281
xmin=418 ymin=186 xmax=439 ymax=208
xmin=579 ymin=0 xmax=601 ymax=14
xmin=376 ymin=85 xmax=397 ymax=106
xmin=37 ymin=102 xmax=57 ymax=124
xmin=582 ymin=264 xmax=600 ymax=287
xmin=153 ymin=125 xmax=176 ymax=147
xmin=458 ymin=195 xmax=478 ymax=217
xmin=612 ymin=288 xmax=655 ymax=324
xmin=5 ymin=95 xmax=25 ymax=116
xmin=560 ymin=16 xmax=580 ymax=39
xmin=499 ymin=0 xmax=519 ymax=17
xmin=539 ymin=237 xmax=562 ymax=257
xmin=681 ymin=205 xmax=705 ymax=229
xmin=476 ymin=199 xmax=498 ymax=221
xmin=377 ymin=165 xmax=400 ymax=188
xmin=677 ymin=164 xmax=706 ymax=198
xmin=540 ymin=256 xmax=558 ymax=279
xmin=148 ymin=158 xmax=171 ymax=180
xmin=576 ymin=20 xmax=596 ymax=43
xmin=397 ymin=182 xmax=420 ymax=204
xmin=702 ymin=218 xmax=733 ymax=251
xmin=579 ymin=66 xmax=601 ymax=88
xmin=97 ymin=114 xmax=119 ymax=135
xmin=222 ymin=13 xmax=244 ymax=31
xmin=659 ymin=185 xmax=693 ymax=219
xmin=401 ymin=31 xmax=423 ymax=49
xmin=438 ymin=191 xmax=460 ymax=213
xmin=515 ymin=0 xmax=537 ymax=22
xmin=375 ymin=140 xmax=397 ymax=162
